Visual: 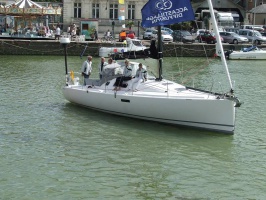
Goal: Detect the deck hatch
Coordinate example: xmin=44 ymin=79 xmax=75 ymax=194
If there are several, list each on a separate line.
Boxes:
xmin=121 ymin=99 xmax=130 ymax=103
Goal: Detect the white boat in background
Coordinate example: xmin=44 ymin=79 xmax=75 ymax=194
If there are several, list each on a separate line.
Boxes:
xmin=99 ymin=38 xmax=148 ymax=58
xmin=60 ymin=0 xmax=241 ymax=134
xmin=225 ymin=46 xmax=266 ymax=60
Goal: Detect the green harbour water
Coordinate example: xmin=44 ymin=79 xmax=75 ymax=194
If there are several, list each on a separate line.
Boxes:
xmin=0 ymin=55 xmax=266 ymax=199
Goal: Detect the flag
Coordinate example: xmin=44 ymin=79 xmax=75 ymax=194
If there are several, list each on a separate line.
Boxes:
xmin=119 ymin=0 xmax=124 ymax=4
xmin=141 ymin=0 xmax=195 ymax=28
xmin=119 ymin=16 xmax=125 ymax=20
xmin=120 ymin=7 xmax=125 ymax=12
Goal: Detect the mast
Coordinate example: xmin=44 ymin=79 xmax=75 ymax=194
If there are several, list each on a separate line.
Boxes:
xmin=157 ymin=26 xmax=163 ymax=81
xmin=206 ymin=0 xmax=233 ymax=91
xmin=252 ymin=0 xmax=257 ymax=45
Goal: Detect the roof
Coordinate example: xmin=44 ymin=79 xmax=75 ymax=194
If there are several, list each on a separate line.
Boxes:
xmin=249 ymin=4 xmax=266 ymax=14
xmin=6 ymin=0 xmax=43 ymax=9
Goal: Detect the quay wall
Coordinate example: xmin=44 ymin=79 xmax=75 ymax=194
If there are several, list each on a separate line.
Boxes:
xmin=0 ymin=39 xmax=263 ymax=57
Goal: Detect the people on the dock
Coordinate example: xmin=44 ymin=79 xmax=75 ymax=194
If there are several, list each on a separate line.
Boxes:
xmin=81 ymin=56 xmax=93 ymax=85
xmin=71 ymin=23 xmax=77 ymax=40
xmin=67 ymin=25 xmax=71 ymax=34
xmin=98 ymin=57 xmax=107 ymax=79
xmin=113 ymin=59 xmax=132 ymax=91
xmin=55 ymin=25 xmax=61 ymax=40
xmin=94 ymin=29 xmax=98 ymax=41
xmin=106 ymin=29 xmax=110 ymax=37
xmin=132 ymin=63 xmax=147 ymax=91
xmin=106 ymin=29 xmax=111 ymax=40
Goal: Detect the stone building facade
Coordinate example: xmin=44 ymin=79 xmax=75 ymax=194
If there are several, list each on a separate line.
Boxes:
xmin=61 ymin=0 xmax=254 ymax=34
xmin=62 ymin=0 xmax=146 ymax=34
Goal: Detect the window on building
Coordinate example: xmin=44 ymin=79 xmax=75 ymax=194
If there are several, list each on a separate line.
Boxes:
xmin=74 ymin=3 xmax=81 ymax=18
xmin=109 ymin=4 xmax=118 ymax=19
xmin=128 ymin=4 xmax=135 ymax=19
xmin=92 ymin=3 xmax=99 ymax=18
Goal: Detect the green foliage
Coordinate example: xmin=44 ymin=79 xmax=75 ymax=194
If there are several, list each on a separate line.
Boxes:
xmin=126 ymin=21 xmax=134 ymax=29
xmin=171 ymin=22 xmax=193 ymax=30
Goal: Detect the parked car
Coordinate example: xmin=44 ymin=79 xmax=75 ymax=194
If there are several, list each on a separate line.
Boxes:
xmin=172 ymin=30 xmax=195 ymax=43
xmin=151 ymin=30 xmax=173 ymax=43
xmin=196 ymin=30 xmax=217 ymax=44
xmin=238 ymin=29 xmax=266 ymax=45
xmin=219 ymin=31 xmax=248 ymax=44
xmin=161 ymin=27 xmax=173 ymax=34
xmin=119 ymin=29 xmax=135 ymax=41
xmin=196 ymin=29 xmax=207 ymax=36
xmin=143 ymin=28 xmax=155 ymax=40
xmin=261 ymin=32 xmax=266 ymax=36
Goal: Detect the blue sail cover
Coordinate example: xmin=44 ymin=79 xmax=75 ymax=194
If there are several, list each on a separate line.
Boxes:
xmin=141 ymin=0 xmax=195 ymax=28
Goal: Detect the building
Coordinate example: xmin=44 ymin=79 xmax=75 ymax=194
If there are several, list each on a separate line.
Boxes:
xmin=62 ymin=0 xmax=146 ymax=36
xmin=1 ymin=0 xmax=264 ymax=35
xmin=248 ymin=3 xmax=266 ymax=25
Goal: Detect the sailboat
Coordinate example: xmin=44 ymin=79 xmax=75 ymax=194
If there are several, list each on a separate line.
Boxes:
xmin=61 ymin=0 xmax=241 ymax=134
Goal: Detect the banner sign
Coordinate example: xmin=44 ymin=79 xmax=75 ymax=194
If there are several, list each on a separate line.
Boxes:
xmin=141 ymin=0 xmax=195 ymax=28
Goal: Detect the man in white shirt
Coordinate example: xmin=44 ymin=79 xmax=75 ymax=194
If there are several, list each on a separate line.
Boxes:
xmin=81 ymin=56 xmax=93 ymax=85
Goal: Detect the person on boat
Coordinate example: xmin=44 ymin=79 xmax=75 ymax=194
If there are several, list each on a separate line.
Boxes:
xmin=81 ymin=56 xmax=92 ymax=85
xmin=149 ymin=39 xmax=158 ymax=59
xmin=98 ymin=57 xmax=108 ymax=79
xmin=113 ymin=59 xmax=132 ymax=91
xmin=132 ymin=63 xmax=147 ymax=91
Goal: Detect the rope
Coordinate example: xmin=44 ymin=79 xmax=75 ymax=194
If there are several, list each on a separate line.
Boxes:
xmin=181 ymin=56 xmax=217 ymax=85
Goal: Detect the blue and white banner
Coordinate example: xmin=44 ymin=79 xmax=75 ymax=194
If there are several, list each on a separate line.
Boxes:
xmin=141 ymin=0 xmax=195 ymax=28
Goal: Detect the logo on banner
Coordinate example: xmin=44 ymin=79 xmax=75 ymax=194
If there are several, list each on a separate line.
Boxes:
xmin=141 ymin=0 xmax=195 ymax=28
xmin=155 ymin=0 xmax=172 ymax=11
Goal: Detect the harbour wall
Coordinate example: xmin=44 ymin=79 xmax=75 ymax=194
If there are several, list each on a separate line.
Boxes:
xmin=0 ymin=39 xmax=264 ymax=57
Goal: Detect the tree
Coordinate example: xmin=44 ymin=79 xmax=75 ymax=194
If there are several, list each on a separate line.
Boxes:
xmin=126 ymin=21 xmax=134 ymax=30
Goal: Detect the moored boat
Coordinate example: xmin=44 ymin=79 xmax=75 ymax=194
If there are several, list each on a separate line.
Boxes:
xmin=225 ymin=46 xmax=266 ymax=60
xmin=99 ymin=37 xmax=148 ymax=58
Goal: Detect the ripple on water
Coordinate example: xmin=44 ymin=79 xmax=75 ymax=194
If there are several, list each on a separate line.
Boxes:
xmin=0 ymin=56 xmax=266 ymax=199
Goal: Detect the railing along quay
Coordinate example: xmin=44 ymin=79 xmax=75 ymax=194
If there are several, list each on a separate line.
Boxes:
xmin=0 ymin=39 xmax=265 ymax=57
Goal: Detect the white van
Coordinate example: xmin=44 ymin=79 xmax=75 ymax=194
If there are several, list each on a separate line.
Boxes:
xmin=240 ymin=25 xmax=264 ymax=31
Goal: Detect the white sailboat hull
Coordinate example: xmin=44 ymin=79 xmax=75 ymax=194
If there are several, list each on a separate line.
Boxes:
xmin=63 ymin=79 xmax=236 ymax=133
xmin=229 ymin=49 xmax=266 ymax=60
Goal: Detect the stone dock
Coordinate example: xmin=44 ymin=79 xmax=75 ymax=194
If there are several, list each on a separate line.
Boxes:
xmin=0 ymin=39 xmax=264 ymax=57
